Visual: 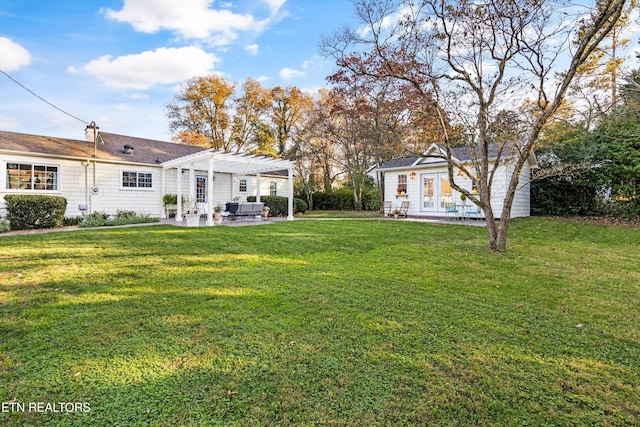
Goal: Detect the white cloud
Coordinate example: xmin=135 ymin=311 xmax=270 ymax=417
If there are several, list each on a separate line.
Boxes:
xmin=262 ymin=0 xmax=287 ymax=14
xmin=280 ymin=67 xmax=305 ymax=79
xmin=123 ymin=92 xmax=150 ymax=100
xmin=0 ymin=37 xmax=31 ymax=71
xmin=245 ymin=44 xmax=260 ymax=56
xmin=68 ymin=46 xmax=220 ymax=90
xmin=101 ymin=0 xmax=276 ymax=46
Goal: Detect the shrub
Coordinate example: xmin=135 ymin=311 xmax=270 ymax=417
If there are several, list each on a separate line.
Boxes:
xmin=0 ymin=219 xmax=9 ymax=233
xmin=62 ymin=216 xmax=83 ymax=226
xmin=246 ymin=196 xmax=308 ymax=215
xmin=294 ymin=198 xmax=308 ymax=214
xmin=311 ymin=188 xmax=379 ymax=211
xmin=115 ymin=210 xmax=137 ymax=220
xmin=79 ymin=211 xmax=109 ymax=228
xmin=4 ymin=194 xmax=67 ymax=230
xmin=79 ymin=211 xmax=158 ymax=228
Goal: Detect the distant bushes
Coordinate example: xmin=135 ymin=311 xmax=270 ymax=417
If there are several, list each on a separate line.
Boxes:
xmin=4 ymin=194 xmax=67 ymax=230
xmin=246 ymin=196 xmax=308 ymax=216
xmin=304 ymin=188 xmax=380 ymax=211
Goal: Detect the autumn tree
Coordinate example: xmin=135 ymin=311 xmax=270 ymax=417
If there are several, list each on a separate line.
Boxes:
xmin=166 ymin=75 xmax=235 ymax=150
xmin=322 ymin=0 xmax=628 ymax=252
xmin=231 ymin=78 xmax=272 ymax=152
xmin=270 ymin=85 xmax=313 ymax=155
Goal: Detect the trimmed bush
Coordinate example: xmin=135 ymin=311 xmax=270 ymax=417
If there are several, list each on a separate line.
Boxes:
xmin=294 ymin=198 xmax=308 ymax=214
xmin=4 ymin=194 xmax=67 ymax=230
xmin=310 ymin=188 xmax=379 ymax=211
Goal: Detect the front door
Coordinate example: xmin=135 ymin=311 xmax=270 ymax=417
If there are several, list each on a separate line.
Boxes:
xmin=421 ymin=173 xmax=453 ymax=213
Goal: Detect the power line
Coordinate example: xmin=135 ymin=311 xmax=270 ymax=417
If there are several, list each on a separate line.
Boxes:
xmin=0 ymin=68 xmax=90 ymax=125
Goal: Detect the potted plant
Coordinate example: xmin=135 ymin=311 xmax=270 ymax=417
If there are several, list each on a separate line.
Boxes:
xmin=214 ymin=205 xmax=222 ymax=222
xmin=397 ymin=186 xmax=405 ymax=195
xmin=162 ymin=194 xmax=178 ymax=218
xmin=183 ymin=196 xmax=200 ymax=227
xmin=391 ymin=209 xmax=400 ymax=219
xmin=262 ymin=206 xmax=270 ymax=221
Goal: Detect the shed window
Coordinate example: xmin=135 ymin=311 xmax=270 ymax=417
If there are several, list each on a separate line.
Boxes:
xmin=269 ymin=182 xmax=277 ymax=196
xmin=397 ymin=174 xmax=407 ymax=193
xmin=6 ymin=163 xmax=58 ymax=191
xmin=239 ymin=179 xmax=247 ymax=193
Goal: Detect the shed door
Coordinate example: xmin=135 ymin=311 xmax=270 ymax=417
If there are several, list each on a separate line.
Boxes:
xmin=421 ymin=173 xmax=453 ymax=212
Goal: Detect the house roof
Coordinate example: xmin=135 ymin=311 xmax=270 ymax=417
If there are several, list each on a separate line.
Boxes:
xmin=0 ymin=130 xmax=205 ymax=164
xmin=0 ymin=129 xmax=294 ymax=175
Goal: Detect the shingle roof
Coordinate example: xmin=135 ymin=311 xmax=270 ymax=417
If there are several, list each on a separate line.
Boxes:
xmin=378 ymin=143 xmax=533 ymax=170
xmin=0 ymin=130 xmax=205 ymax=164
xmin=378 ymin=155 xmax=420 ymax=169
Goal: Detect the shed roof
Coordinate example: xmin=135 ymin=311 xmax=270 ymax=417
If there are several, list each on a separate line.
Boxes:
xmin=378 ymin=143 xmax=537 ymax=171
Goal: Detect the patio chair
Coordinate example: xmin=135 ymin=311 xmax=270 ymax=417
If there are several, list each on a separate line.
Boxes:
xmin=382 ymin=200 xmax=392 ymax=216
xmin=398 ymin=201 xmax=410 ymax=218
xmin=464 ymin=204 xmax=483 ymax=221
xmin=444 ymin=202 xmax=459 ymax=220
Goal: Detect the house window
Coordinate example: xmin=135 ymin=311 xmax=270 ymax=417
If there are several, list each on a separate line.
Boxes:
xmin=397 ymin=174 xmax=407 ymax=194
xmin=269 ymin=182 xmax=277 ymax=196
xmin=6 ymin=163 xmax=58 ymax=191
xmin=122 ymin=171 xmax=152 ymax=188
xmin=239 ymin=179 xmax=247 ymax=193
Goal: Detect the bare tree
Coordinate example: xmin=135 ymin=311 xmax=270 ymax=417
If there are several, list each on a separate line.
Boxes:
xmin=321 ymin=0 xmax=628 ymax=251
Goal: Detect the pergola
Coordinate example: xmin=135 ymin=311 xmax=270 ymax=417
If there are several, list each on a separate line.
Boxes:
xmin=161 ymin=149 xmax=295 ymax=225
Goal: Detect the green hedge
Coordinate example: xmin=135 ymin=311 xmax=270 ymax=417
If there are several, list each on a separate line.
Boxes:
xmin=310 ymin=188 xmax=380 ymax=211
xmin=4 ymin=194 xmax=67 ymax=230
xmin=246 ymin=196 xmax=308 ymax=216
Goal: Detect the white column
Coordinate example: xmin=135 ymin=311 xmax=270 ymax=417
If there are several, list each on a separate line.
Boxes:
xmin=188 ymin=164 xmax=195 ymax=200
xmin=206 ymin=156 xmax=214 ymax=226
xmin=176 ymin=167 xmax=183 ymax=222
xmin=160 ymin=168 xmax=166 ymax=218
xmin=256 ymin=172 xmax=261 ymax=203
xmin=287 ymin=168 xmax=294 ymax=221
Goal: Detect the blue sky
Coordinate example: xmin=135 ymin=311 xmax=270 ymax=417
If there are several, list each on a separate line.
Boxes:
xmin=0 ymin=0 xmax=357 ymax=141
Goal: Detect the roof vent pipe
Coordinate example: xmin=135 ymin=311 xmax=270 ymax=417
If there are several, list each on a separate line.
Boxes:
xmin=124 ymin=144 xmax=134 ymax=155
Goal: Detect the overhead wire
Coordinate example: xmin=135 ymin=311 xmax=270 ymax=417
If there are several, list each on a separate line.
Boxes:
xmin=0 ymin=68 xmax=90 ymax=125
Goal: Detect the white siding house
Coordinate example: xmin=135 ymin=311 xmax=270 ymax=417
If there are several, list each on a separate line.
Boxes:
xmin=0 ymin=128 xmax=294 ymax=221
xmin=377 ymin=144 xmax=537 ymax=219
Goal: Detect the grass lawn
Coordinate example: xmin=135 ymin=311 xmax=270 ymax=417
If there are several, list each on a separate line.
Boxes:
xmin=0 ymin=217 xmax=638 ymax=426
xmin=299 ymin=209 xmax=383 ymax=218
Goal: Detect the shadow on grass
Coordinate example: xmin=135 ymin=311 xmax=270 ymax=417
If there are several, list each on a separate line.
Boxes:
xmin=1 ymin=219 xmax=639 ymax=425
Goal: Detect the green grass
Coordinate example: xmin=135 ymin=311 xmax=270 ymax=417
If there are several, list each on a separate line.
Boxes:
xmin=0 ymin=217 xmax=638 ymax=426
xmin=300 ymin=209 xmax=382 ymax=218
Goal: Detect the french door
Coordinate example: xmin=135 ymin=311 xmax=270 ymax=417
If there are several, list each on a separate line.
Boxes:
xmin=421 ymin=173 xmax=453 ymax=213
xmin=195 ymin=176 xmax=208 ymax=203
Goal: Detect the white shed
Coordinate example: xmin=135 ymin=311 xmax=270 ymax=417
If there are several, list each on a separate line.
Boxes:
xmin=376 ymin=143 xmax=537 ymax=219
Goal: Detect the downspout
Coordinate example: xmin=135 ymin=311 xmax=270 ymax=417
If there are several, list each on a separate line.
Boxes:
xmin=83 ymin=161 xmax=90 ymax=214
